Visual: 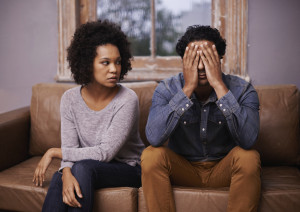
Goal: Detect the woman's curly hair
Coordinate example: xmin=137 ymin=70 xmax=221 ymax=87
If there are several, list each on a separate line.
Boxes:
xmin=67 ymin=20 xmax=132 ymax=85
xmin=176 ymin=25 xmax=226 ymax=59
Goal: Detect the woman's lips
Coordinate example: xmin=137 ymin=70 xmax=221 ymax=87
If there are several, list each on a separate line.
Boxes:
xmin=108 ymin=77 xmax=118 ymax=82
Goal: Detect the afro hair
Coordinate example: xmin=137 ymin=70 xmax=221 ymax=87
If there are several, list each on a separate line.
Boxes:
xmin=67 ymin=20 xmax=132 ymax=85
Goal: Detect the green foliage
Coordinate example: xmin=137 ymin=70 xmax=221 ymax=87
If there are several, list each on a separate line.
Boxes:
xmin=97 ymin=0 xmax=181 ymax=56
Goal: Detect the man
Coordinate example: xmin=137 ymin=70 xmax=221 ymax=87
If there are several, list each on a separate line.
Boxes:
xmin=141 ymin=25 xmax=261 ymax=212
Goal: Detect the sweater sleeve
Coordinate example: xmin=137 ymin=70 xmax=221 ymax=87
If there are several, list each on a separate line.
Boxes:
xmin=61 ymin=90 xmax=139 ymax=163
xmin=60 ymin=92 xmax=80 ymax=170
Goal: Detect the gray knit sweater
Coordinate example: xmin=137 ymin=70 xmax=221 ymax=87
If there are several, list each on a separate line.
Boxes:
xmin=59 ymin=84 xmax=145 ymax=170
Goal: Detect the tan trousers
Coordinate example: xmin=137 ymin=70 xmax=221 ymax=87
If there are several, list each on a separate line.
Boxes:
xmin=141 ymin=146 xmax=261 ymax=212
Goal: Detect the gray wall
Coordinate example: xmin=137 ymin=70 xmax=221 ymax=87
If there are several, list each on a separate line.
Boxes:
xmin=248 ymin=0 xmax=300 ymax=88
xmin=0 ymin=0 xmax=299 ymax=114
xmin=0 ymin=0 xmax=57 ymax=113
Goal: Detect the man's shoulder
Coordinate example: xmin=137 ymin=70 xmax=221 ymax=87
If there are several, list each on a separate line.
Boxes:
xmin=157 ymin=73 xmax=184 ymax=91
xmin=223 ymin=74 xmax=252 ymax=90
xmin=223 ymin=74 xmax=257 ymax=98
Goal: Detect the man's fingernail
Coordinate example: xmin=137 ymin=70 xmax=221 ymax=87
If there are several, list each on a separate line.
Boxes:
xmin=191 ymin=43 xmax=194 ymax=47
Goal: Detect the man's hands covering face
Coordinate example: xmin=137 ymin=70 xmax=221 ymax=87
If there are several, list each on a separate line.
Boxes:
xmin=182 ymin=41 xmax=228 ymax=99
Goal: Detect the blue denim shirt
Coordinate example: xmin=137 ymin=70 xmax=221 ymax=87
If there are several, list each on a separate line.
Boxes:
xmin=146 ymin=73 xmax=260 ymax=161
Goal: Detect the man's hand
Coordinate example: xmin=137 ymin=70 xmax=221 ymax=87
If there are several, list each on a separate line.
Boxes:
xmin=62 ymin=168 xmax=83 ymax=208
xmin=182 ymin=43 xmax=201 ymax=98
xmin=200 ymin=42 xmax=228 ymax=98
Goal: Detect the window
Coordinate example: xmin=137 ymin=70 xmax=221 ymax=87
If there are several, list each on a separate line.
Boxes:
xmin=56 ymin=0 xmax=249 ymax=82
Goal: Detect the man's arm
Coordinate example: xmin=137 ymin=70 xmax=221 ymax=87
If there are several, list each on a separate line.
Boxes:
xmin=216 ymin=87 xmax=260 ymax=149
xmin=146 ymin=44 xmax=200 ymax=146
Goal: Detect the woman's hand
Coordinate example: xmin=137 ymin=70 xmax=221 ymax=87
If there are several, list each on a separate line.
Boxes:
xmin=62 ymin=168 xmax=83 ymax=208
xmin=33 ymin=148 xmax=62 ymax=187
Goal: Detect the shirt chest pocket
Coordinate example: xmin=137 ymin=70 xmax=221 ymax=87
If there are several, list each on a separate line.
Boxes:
xmin=180 ymin=113 xmax=199 ymax=126
xmin=208 ymin=114 xmax=226 ymax=126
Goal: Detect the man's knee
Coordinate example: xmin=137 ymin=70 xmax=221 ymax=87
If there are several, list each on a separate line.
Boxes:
xmin=231 ymin=146 xmax=261 ymax=175
xmin=141 ymin=146 xmax=170 ymax=174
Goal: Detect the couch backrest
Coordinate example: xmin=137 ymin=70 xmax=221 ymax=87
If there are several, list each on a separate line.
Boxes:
xmin=29 ymin=82 xmax=157 ymax=156
xmin=254 ymin=85 xmax=300 ymax=166
xmin=30 ymin=82 xmax=300 ymax=166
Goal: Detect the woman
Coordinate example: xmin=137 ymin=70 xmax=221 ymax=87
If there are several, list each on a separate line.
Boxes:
xmin=33 ymin=20 xmax=144 ymax=211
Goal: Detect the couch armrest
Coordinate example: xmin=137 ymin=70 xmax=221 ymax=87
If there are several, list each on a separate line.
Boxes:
xmin=0 ymin=107 xmax=30 ymax=171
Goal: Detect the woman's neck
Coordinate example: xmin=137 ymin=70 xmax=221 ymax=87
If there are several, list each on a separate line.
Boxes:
xmin=81 ymin=83 xmax=119 ymax=111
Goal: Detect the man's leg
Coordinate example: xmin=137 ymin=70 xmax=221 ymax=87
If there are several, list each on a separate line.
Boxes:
xmin=70 ymin=159 xmax=141 ymax=212
xmin=141 ymin=146 xmax=204 ymax=212
xmin=206 ymin=146 xmax=261 ymax=212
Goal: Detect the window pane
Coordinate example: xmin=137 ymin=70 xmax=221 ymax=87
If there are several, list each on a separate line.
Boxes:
xmin=156 ymin=0 xmax=211 ymax=56
xmin=97 ymin=0 xmax=151 ymax=56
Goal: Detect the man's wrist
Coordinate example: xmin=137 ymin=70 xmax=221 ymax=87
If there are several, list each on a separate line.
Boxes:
xmin=213 ymin=81 xmax=228 ymax=99
xmin=182 ymin=86 xmax=194 ymax=98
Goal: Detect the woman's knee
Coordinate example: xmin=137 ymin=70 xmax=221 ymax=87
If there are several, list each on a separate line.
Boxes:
xmin=71 ymin=160 xmax=95 ymax=181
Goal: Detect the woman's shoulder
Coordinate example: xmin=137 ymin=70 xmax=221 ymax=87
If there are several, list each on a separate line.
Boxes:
xmin=61 ymin=86 xmax=81 ymax=104
xmin=118 ymin=84 xmax=139 ymax=102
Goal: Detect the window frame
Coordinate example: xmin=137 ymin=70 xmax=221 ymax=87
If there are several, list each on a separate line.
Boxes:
xmin=56 ymin=0 xmax=248 ymax=82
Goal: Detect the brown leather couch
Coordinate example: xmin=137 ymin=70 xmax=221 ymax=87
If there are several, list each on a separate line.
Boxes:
xmin=0 ymin=82 xmax=299 ymax=212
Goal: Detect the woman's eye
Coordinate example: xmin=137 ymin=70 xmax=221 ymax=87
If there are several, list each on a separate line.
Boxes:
xmin=102 ymin=61 xmax=109 ymax=65
xmin=116 ymin=60 xmax=121 ymax=65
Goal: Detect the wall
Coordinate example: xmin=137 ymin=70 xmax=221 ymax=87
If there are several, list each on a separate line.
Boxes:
xmin=0 ymin=0 xmax=299 ymax=114
xmin=0 ymin=0 xmax=57 ymax=113
xmin=248 ymin=0 xmax=300 ymax=88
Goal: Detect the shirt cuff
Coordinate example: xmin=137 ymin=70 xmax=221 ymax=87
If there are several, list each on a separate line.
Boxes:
xmin=169 ymin=89 xmax=193 ymax=116
xmin=216 ymin=90 xmax=239 ymax=117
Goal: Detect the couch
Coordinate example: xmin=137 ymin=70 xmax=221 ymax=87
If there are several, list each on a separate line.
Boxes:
xmin=0 ymin=82 xmax=299 ymax=212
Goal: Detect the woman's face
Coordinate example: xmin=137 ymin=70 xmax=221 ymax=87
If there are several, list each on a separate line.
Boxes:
xmin=92 ymin=44 xmax=122 ymax=88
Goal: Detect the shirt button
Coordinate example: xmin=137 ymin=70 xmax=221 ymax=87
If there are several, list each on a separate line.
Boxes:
xmin=186 ymin=104 xmax=189 ymax=107
xmin=203 ymin=109 xmax=207 ymax=112
xmin=182 ymin=108 xmax=185 ymax=111
xmin=183 ymin=121 xmax=187 ymax=125
xmin=223 ymin=109 xmax=226 ymax=112
xmin=219 ymin=121 xmax=222 ymax=124
xmin=202 ymin=128 xmax=205 ymax=131
xmin=220 ymin=104 xmax=223 ymax=107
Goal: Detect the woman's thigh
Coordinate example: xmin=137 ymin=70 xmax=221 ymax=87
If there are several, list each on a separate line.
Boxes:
xmin=71 ymin=159 xmax=141 ymax=189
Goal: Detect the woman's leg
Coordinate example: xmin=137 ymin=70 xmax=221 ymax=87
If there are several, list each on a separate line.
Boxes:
xmin=42 ymin=171 xmax=67 ymax=212
xmin=69 ymin=159 xmax=141 ymax=212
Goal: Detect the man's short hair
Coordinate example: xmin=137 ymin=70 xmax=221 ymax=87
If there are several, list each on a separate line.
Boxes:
xmin=176 ymin=25 xmax=226 ymax=59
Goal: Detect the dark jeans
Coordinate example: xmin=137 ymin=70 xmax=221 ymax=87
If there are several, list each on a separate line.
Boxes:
xmin=42 ymin=160 xmax=141 ymax=212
